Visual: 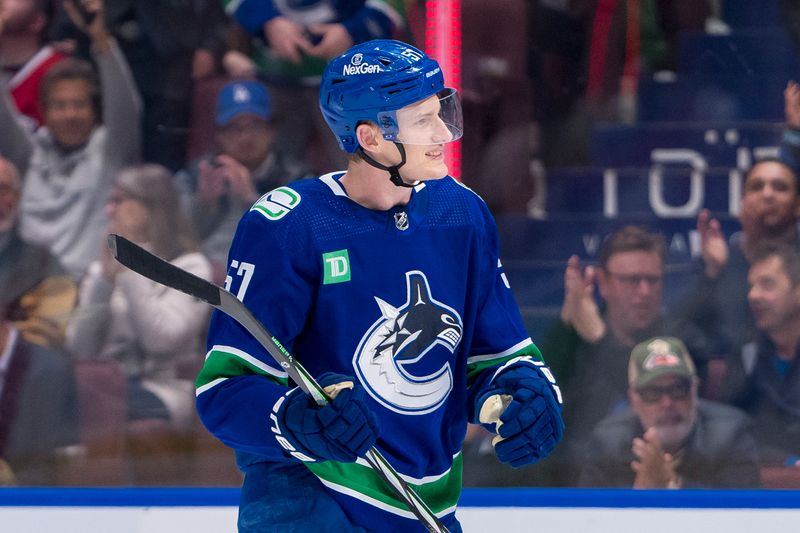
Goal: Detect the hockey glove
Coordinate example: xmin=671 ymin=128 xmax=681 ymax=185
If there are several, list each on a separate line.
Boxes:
xmin=271 ymin=372 xmax=379 ymax=463
xmin=476 ymin=358 xmax=564 ymax=468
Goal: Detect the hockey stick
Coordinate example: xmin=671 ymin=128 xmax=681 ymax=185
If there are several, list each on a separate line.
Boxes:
xmin=107 ymin=234 xmax=450 ymax=533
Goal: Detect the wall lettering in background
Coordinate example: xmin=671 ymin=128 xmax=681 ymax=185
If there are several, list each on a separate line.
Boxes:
xmin=600 ymin=144 xmax=778 ymax=219
xmin=570 ymin=124 xmax=783 ymax=219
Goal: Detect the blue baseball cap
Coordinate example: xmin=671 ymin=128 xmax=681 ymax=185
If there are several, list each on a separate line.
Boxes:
xmin=215 ymin=81 xmax=271 ymax=126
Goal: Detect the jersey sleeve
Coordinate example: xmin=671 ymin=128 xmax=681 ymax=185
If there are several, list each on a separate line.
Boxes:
xmin=463 ymin=202 xmax=547 ymax=415
xmin=340 ymin=0 xmax=405 ymax=43
xmin=195 ymin=196 xmax=318 ymax=460
xmin=223 ymin=0 xmax=280 ymax=34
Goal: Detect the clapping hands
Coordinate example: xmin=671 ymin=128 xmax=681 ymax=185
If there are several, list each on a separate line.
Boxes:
xmin=560 ymin=255 xmax=605 ymax=343
xmin=785 ymin=81 xmax=800 ymax=130
xmin=696 ymin=208 xmax=729 ymax=279
xmin=631 ymin=427 xmax=679 ymax=488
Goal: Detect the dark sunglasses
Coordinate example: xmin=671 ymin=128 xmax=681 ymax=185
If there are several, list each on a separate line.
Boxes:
xmin=636 ymin=381 xmax=692 ymax=403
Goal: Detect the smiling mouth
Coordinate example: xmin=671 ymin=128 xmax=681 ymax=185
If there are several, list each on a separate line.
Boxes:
xmin=425 ymin=149 xmax=443 ymax=158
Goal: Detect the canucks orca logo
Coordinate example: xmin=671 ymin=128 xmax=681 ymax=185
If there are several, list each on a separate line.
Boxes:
xmin=353 ymin=271 xmax=462 ymax=415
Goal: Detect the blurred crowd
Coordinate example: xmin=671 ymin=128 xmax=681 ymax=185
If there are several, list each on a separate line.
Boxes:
xmin=1 ymin=0 xmax=800 ymax=491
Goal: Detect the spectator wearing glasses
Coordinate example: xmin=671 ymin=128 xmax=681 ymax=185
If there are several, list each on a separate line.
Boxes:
xmin=65 ymin=163 xmax=212 ymax=483
xmin=540 ymin=225 xmax=713 ymax=484
xmin=175 ymin=80 xmax=310 ymax=277
xmin=66 ymin=164 xmax=211 ymax=435
xmin=579 ymin=336 xmax=759 ymax=488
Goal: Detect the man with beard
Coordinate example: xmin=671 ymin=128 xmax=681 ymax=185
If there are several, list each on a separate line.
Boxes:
xmin=579 ymin=336 xmax=760 ymax=488
xmin=541 ymin=226 xmax=711 ymax=486
xmin=725 ymin=241 xmax=800 ymax=465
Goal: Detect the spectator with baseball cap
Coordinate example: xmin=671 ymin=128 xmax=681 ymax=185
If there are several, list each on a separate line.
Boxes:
xmin=579 ymin=336 xmax=760 ymax=488
xmin=176 ymin=79 xmax=311 ymax=277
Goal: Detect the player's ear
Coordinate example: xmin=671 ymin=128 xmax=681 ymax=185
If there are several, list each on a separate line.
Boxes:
xmin=356 ymin=122 xmax=382 ymax=155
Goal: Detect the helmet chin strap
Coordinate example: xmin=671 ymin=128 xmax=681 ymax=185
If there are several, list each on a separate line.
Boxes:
xmin=356 ymin=143 xmax=419 ymax=188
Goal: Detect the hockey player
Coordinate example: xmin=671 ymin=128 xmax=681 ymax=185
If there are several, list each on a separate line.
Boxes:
xmin=196 ymin=39 xmax=564 ymax=533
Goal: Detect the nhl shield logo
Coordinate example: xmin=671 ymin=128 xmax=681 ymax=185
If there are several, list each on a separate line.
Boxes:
xmin=394 ymin=211 xmax=409 ymax=231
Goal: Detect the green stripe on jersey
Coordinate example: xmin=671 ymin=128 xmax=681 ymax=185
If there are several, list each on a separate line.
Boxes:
xmin=306 ymin=452 xmax=462 ymax=515
xmin=466 ymin=342 xmax=543 ymax=384
xmin=196 ymin=346 xmax=289 ymax=390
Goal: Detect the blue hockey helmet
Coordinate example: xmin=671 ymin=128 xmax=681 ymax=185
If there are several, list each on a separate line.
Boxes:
xmin=319 ymin=39 xmax=463 ymax=153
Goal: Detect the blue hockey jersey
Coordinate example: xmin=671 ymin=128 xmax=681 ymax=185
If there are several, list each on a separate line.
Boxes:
xmin=196 ymin=172 xmax=543 ymax=530
xmin=225 ymin=0 xmax=403 ymax=44
xmin=222 ymin=0 xmax=405 ymax=83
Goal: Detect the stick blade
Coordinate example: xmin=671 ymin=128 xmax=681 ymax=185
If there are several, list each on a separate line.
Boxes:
xmin=108 ymin=234 xmax=221 ymax=306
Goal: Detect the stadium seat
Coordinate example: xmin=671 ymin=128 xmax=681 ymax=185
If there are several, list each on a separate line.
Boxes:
xmin=186 ymin=76 xmax=229 ymax=162
xmin=721 ymin=0 xmax=782 ymax=30
xmin=67 ymin=360 xmax=129 ymax=486
xmin=760 ymin=465 xmax=800 ymax=489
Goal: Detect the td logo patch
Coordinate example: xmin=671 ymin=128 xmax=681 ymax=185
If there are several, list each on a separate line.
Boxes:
xmin=323 ymin=249 xmax=351 ymax=284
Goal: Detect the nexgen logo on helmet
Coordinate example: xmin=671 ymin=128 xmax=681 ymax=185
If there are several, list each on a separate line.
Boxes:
xmin=342 ymin=53 xmax=384 ymax=75
xmin=342 ymin=62 xmax=383 ymax=75
xmin=319 ymin=39 xmax=463 ymax=153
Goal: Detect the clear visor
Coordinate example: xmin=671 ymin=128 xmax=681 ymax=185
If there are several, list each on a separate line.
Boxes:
xmin=378 ymin=88 xmax=463 ymax=146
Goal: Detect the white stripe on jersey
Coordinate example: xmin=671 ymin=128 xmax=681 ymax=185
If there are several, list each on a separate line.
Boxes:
xmin=466 ymin=338 xmax=533 ymax=365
